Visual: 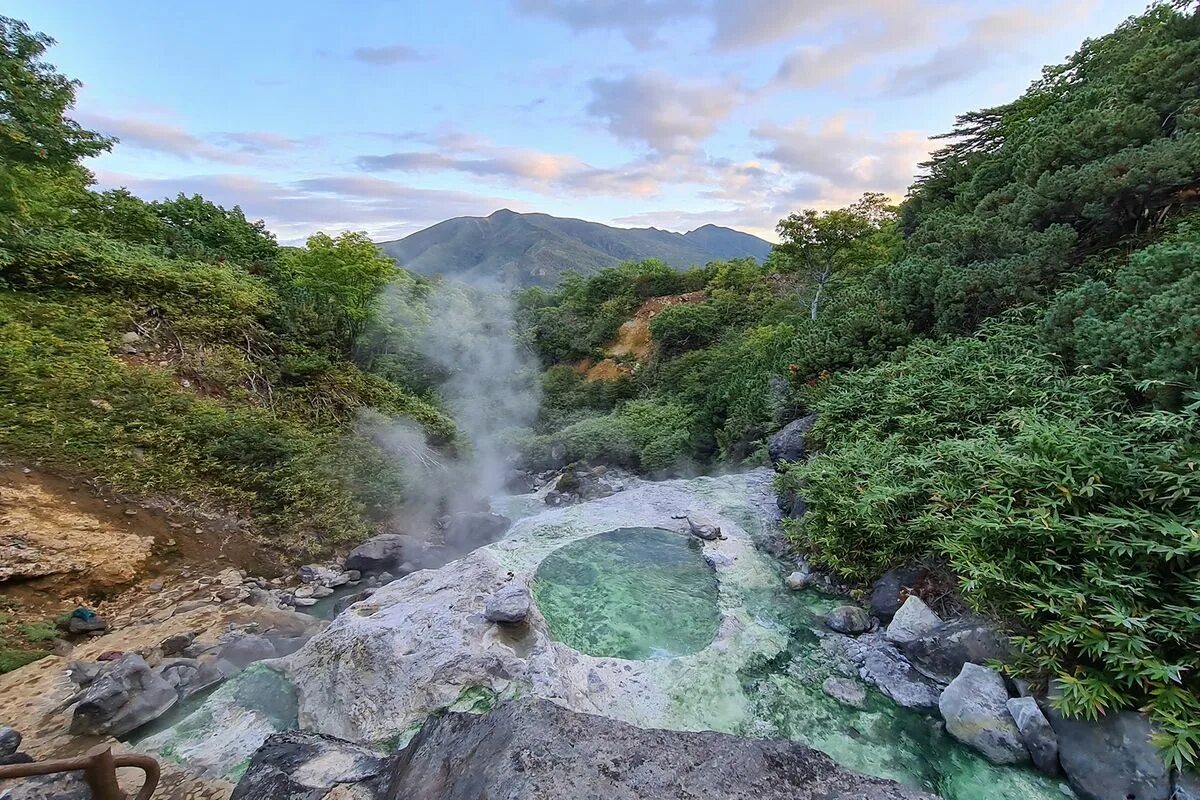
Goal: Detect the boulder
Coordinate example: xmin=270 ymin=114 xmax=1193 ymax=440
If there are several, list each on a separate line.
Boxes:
xmin=679 ymin=515 xmax=723 ymax=541
xmin=381 ymin=698 xmax=934 ymax=800
xmin=484 ymin=584 xmax=531 ymax=623
xmin=67 ymin=614 xmax=108 ymax=635
xmin=868 ymin=566 xmax=927 ymax=623
xmin=332 ymin=588 xmax=374 ymax=616
xmin=767 ymin=414 xmax=817 ymax=468
xmin=822 ymin=677 xmax=867 ymax=709
xmin=442 ymin=512 xmax=512 ymax=552
xmin=885 ymin=596 xmax=942 ymax=646
xmin=0 ymin=725 xmax=20 ymax=756
xmin=902 ymin=620 xmax=1009 ymax=684
xmin=157 ymin=657 xmax=224 ymax=700
xmin=230 ymin=730 xmax=388 ymax=800
xmin=842 ymin=633 xmax=942 ymax=710
xmin=160 ymin=631 xmax=196 ymax=657
xmin=1006 ymin=696 xmax=1058 ymax=776
xmin=785 ymin=569 xmax=813 ymax=590
xmin=826 ymin=605 xmax=872 ymax=635
xmin=297 ymin=564 xmax=338 ymax=585
xmin=343 ymin=533 xmax=406 ymax=575
xmin=216 ymin=633 xmax=276 ymax=674
xmin=938 ymin=663 xmax=1027 ymax=765
xmin=1048 ymin=707 xmax=1171 ymax=800
xmin=1175 ymin=772 xmax=1200 ymax=800
xmin=69 ymin=653 xmax=178 ymax=736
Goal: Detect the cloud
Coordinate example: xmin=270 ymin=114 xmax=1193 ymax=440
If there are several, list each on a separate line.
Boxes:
xmin=511 ymin=0 xmax=699 ymax=48
xmin=351 ymin=44 xmax=425 ymax=65
xmin=586 ymin=72 xmax=744 ymax=155
xmin=78 ymin=112 xmax=308 ymax=164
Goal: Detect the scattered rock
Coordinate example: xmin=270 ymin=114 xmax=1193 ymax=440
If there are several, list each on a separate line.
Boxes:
xmin=677 ymin=514 xmax=724 ymax=541
xmin=1007 ymin=696 xmax=1059 ymax=776
xmin=442 ymin=512 xmax=512 ymax=552
xmin=0 ymin=725 xmax=21 ymax=756
xmin=343 ymin=533 xmax=406 ymax=575
xmin=310 ymin=585 xmax=334 ymax=599
xmin=216 ymin=634 xmax=276 ymax=674
xmin=902 ymin=620 xmax=1009 ymax=685
xmin=826 ymin=605 xmax=872 ymax=635
xmin=938 ymin=663 xmax=1027 ymax=765
xmin=123 ymin=507 xmax=138 ymax=516
xmin=297 ymin=564 xmax=337 ymax=584
xmin=484 ymin=584 xmax=531 ymax=624
xmin=69 ymin=653 xmax=178 ymax=736
xmin=230 ymin=730 xmax=389 ymax=800
xmin=67 ymin=614 xmax=108 ymax=635
xmin=885 ymin=596 xmax=942 ymax=646
xmin=822 ymin=677 xmax=867 ymax=709
xmin=1048 ymin=706 xmax=1171 ymax=800
xmin=158 ymin=657 xmax=224 ymax=700
xmin=868 ymin=566 xmax=927 ymax=623
xmin=294 ymin=585 xmax=315 ymax=599
xmin=332 ymin=588 xmax=373 ymax=616
xmin=767 ymin=414 xmax=817 ymax=468
xmin=785 ymin=569 xmax=813 ymax=590
xmin=160 ymin=632 xmax=196 ymax=657
xmin=842 ymin=633 xmax=942 ymax=710
xmin=148 ymin=579 xmax=164 ymax=593
xmin=291 ymin=596 xmax=318 ymax=608
xmin=120 ymin=331 xmax=142 ymax=344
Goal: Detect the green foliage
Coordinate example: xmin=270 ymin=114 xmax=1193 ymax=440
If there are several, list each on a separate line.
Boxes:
xmin=523 ymin=399 xmax=696 ymax=473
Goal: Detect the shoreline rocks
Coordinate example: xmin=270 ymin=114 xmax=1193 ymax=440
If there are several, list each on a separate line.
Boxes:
xmin=938 ymin=663 xmax=1028 ymax=765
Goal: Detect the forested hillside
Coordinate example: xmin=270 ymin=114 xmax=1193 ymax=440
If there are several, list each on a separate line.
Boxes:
xmin=517 ymin=3 xmax=1200 ymax=766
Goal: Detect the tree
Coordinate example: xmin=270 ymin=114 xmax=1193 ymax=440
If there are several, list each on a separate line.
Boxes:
xmin=773 ymin=193 xmax=898 ymax=320
xmin=0 ymin=16 xmax=112 ymax=228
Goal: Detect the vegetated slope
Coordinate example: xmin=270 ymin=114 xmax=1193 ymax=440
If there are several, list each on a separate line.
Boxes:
xmin=516 ymin=3 xmax=1200 ymax=766
xmin=378 ymin=209 xmax=772 ymax=287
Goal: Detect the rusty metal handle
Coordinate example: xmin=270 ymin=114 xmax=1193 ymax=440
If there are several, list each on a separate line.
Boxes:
xmin=0 ymin=745 xmax=159 ymax=800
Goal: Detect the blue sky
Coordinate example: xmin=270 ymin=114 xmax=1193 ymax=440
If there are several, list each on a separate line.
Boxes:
xmin=12 ymin=0 xmax=1147 ymax=243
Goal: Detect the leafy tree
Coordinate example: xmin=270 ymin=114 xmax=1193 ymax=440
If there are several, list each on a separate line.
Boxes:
xmin=772 ymin=193 xmax=899 ymax=320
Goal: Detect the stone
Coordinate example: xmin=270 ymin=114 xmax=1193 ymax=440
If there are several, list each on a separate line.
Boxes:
xmin=120 ymin=331 xmax=142 ymax=343
xmin=1007 ymin=696 xmax=1059 ymax=776
xmin=681 ymin=515 xmax=723 ymax=541
xmin=230 ymin=731 xmax=388 ymax=800
xmin=902 ymin=620 xmax=1009 ymax=685
xmin=344 ymin=570 xmax=361 ymax=582
xmin=216 ymin=633 xmax=276 ymax=674
xmin=69 ymin=653 xmax=178 ymax=736
xmin=484 ymin=583 xmax=531 ymax=623
xmin=1048 ymin=707 xmax=1170 ymax=800
xmin=826 ymin=605 xmax=872 ymax=635
xmin=938 ymin=663 xmax=1027 ymax=765
xmin=822 ymin=676 xmax=867 ymax=709
xmin=378 ymin=698 xmax=933 ymax=800
xmin=442 ymin=512 xmax=512 ymax=554
xmin=67 ymin=614 xmax=108 ymax=634
xmin=885 ymin=596 xmax=942 ymax=646
xmin=1175 ymin=772 xmax=1200 ymax=800
xmin=767 ymin=414 xmax=817 ymax=467
xmin=868 ymin=566 xmax=927 ymax=622
xmin=294 ymin=585 xmax=315 ymax=599
xmin=785 ymin=569 xmax=813 ymax=590
xmin=842 ymin=633 xmax=943 ymax=710
xmin=0 ymin=770 xmax=90 ymax=799
xmin=298 ymin=564 xmax=337 ymax=584
xmin=160 ymin=631 xmax=196 ymax=656
xmin=67 ymin=660 xmax=103 ymax=687
xmin=343 ymin=533 xmax=406 ymax=575
xmin=0 ymin=751 xmax=34 ymax=767
xmin=157 ymin=657 xmax=224 ymax=700
xmin=148 ymin=579 xmax=164 ymax=593
xmin=332 ymin=588 xmax=373 ymax=616
xmin=291 ymin=596 xmax=318 ymax=607
xmin=246 ymin=587 xmax=282 ymax=609
xmin=310 ymin=585 xmax=334 ymax=599
xmin=0 ymin=725 xmax=21 ymax=756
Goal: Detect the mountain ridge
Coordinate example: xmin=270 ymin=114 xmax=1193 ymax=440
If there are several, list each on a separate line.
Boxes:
xmin=377 ymin=209 xmax=772 ymax=287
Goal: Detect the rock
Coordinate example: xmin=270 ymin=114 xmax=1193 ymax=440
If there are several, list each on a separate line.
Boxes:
xmin=120 ymin=331 xmax=142 ymax=343
xmin=938 ymin=663 xmax=1027 ymax=765
xmin=885 ymin=596 xmax=942 ymax=646
xmin=343 ymin=533 xmax=406 ymax=575
xmin=484 ymin=583 xmax=531 ymax=623
xmin=767 ymin=414 xmax=817 ymax=467
xmin=332 ymin=588 xmax=373 ymax=616
xmin=217 ymin=567 xmax=245 ymax=587
xmin=294 ymin=585 xmax=315 ymax=599
xmin=67 ymin=660 xmax=103 ymax=687
xmin=679 ymin=515 xmax=723 ymax=541
xmin=868 ymin=566 xmax=927 ymax=623
xmin=0 ymin=770 xmax=90 ymax=799
xmin=246 ymin=587 xmax=281 ymax=609
xmin=344 ymin=569 xmax=361 ymax=582
xmin=1007 ymin=696 xmax=1059 ymax=775
xmin=379 ymin=698 xmax=933 ymax=800
xmin=69 ymin=653 xmax=178 ymax=736
xmin=1175 ymin=772 xmax=1200 ymax=800
xmin=67 ymin=614 xmax=108 ymax=634
xmin=148 ymin=579 xmax=164 ymax=593
xmin=785 ymin=569 xmax=813 ymax=590
xmin=822 ymin=677 xmax=867 ymax=709
xmin=0 ymin=751 xmax=34 ymax=767
xmin=442 ymin=512 xmax=512 ymax=553
xmin=1048 ymin=707 xmax=1171 ymax=800
xmin=216 ymin=633 xmax=276 ymax=674
xmin=160 ymin=632 xmax=196 ymax=656
xmin=297 ymin=564 xmax=337 ymax=584
xmin=157 ymin=657 xmax=224 ymax=700
xmin=230 ymin=730 xmax=389 ymax=800
xmin=326 ymin=572 xmax=350 ymax=588
xmin=826 ymin=605 xmax=872 ymax=635
xmin=0 ymin=725 xmax=21 ymax=756
xmin=842 ymin=633 xmax=943 ymax=710
xmin=902 ymin=620 xmax=1009 ymax=685
xmin=310 ymin=585 xmax=334 ymax=599
xmin=291 ymin=596 xmax=318 ymax=608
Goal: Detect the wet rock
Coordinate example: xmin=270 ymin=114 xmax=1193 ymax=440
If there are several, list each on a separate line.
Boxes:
xmin=332 ymin=588 xmax=374 ymax=616
xmin=1175 ymin=772 xmax=1200 ymax=800
xmin=310 ymin=585 xmax=334 ymax=599
xmin=679 ymin=515 xmax=724 ymax=541
xmin=343 ymin=533 xmax=406 ymax=575
xmin=158 ymin=657 xmax=223 ymax=700
xmin=885 ymin=596 xmax=942 ymax=646
xmin=842 ymin=633 xmax=942 ymax=711
xmin=826 ymin=605 xmax=872 ymax=635
xmin=902 ymin=620 xmax=1009 ymax=685
xmin=1007 ymin=696 xmax=1058 ymax=776
xmin=216 ymin=633 xmax=276 ymax=674
xmin=822 ymin=676 xmax=867 ymax=709
xmin=484 ymin=584 xmax=531 ymax=623
xmin=442 ymin=512 xmax=511 ymax=552
xmin=0 ymin=725 xmax=21 ymax=756
xmin=291 ymin=596 xmax=318 ymax=608
xmin=767 ymin=414 xmax=817 ymax=468
xmin=297 ymin=564 xmax=337 ymax=584
xmin=868 ymin=566 xmax=927 ymax=623
xmin=938 ymin=663 xmax=1027 ymax=765
xmin=69 ymin=653 xmax=177 ymax=736
xmin=382 ymin=698 xmax=933 ymax=800
xmin=246 ymin=587 xmax=282 ymax=609
xmin=231 ymin=730 xmax=389 ymax=800
xmin=1048 ymin=707 xmax=1170 ymax=800
xmin=785 ymin=569 xmax=813 ymax=590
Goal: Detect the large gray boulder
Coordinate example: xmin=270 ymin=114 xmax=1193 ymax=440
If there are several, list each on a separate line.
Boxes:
xmin=343 ymin=533 xmax=407 ymax=575
xmin=1006 ymin=696 xmax=1058 ymax=775
xmin=69 ymin=653 xmax=178 ymax=736
xmin=484 ymin=583 xmax=531 ymax=623
xmin=230 ymin=730 xmax=388 ymax=800
xmin=383 ymin=698 xmax=935 ymax=800
xmin=902 ymin=620 xmax=1009 ymax=684
xmin=885 ymin=596 xmax=942 ymax=646
xmin=767 ymin=414 xmax=817 ymax=467
xmin=938 ymin=663 xmax=1027 ymax=765
xmin=1048 ymin=707 xmax=1171 ymax=800
xmin=0 ymin=725 xmax=20 ymax=756
xmin=842 ymin=633 xmax=943 ymax=710
xmin=157 ymin=657 xmax=224 ymax=700
xmin=216 ymin=633 xmax=277 ymax=675
xmin=441 ymin=511 xmax=511 ymax=552
xmin=868 ymin=566 xmax=927 ymax=622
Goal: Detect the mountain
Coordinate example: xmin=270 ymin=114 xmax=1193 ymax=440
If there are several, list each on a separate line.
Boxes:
xmin=377 ymin=210 xmax=773 ymax=287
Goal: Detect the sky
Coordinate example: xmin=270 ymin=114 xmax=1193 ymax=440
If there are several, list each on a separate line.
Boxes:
xmin=11 ymin=0 xmax=1148 ymax=244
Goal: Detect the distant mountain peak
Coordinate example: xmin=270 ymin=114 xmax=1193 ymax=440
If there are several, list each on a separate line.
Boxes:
xmin=378 ymin=211 xmax=772 ymax=288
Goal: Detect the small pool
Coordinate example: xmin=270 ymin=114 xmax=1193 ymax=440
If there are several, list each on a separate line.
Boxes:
xmin=532 ymin=527 xmax=720 ymax=660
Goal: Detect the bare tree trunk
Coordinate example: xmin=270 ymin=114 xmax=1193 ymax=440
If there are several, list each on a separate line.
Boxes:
xmin=810 ymin=282 xmax=822 ymax=320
